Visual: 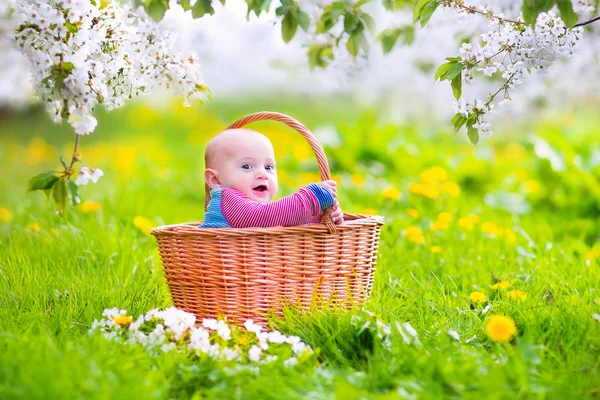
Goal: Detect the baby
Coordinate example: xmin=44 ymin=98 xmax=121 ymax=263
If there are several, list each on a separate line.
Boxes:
xmin=199 ymin=128 xmax=344 ymax=228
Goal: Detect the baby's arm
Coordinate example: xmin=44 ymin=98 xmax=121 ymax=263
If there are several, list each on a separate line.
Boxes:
xmin=220 ymin=184 xmax=335 ymax=228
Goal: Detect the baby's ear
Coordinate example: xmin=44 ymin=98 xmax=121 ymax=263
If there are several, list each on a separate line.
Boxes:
xmin=204 ymin=168 xmax=221 ymax=189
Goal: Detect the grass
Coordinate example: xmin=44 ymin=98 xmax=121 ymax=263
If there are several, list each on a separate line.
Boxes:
xmin=0 ymin=97 xmax=599 ymax=399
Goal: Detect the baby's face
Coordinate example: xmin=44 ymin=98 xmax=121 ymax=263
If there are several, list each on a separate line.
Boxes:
xmin=211 ymin=133 xmax=278 ymax=203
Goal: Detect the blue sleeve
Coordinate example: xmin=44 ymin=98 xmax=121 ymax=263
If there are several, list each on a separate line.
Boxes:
xmin=198 ymin=188 xmax=230 ymax=228
xmin=306 ymin=183 xmax=335 ymax=211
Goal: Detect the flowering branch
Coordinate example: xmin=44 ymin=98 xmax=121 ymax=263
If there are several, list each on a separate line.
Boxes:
xmin=13 ymin=0 xmax=210 ymax=214
xmin=574 ymin=15 xmax=600 ymax=27
xmin=421 ymin=0 xmax=588 ymax=143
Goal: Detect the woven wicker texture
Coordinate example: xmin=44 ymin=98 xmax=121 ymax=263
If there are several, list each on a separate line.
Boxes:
xmin=151 ymin=111 xmax=384 ymax=325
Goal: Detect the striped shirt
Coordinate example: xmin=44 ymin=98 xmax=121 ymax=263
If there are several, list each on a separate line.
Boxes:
xmin=199 ymin=183 xmax=334 ymax=228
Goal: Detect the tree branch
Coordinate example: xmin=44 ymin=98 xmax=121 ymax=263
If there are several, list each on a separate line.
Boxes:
xmin=574 ymin=15 xmax=600 ymax=27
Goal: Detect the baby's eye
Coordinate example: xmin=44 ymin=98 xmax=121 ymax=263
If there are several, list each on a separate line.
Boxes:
xmin=265 ymin=164 xmax=275 ymax=171
xmin=241 ymin=163 xmax=252 ymax=170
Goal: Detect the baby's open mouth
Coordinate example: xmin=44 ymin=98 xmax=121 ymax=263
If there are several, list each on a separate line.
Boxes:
xmin=253 ymin=185 xmax=268 ymax=193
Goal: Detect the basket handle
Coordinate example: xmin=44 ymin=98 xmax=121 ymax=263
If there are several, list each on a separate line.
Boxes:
xmin=204 ymin=111 xmax=337 ymax=234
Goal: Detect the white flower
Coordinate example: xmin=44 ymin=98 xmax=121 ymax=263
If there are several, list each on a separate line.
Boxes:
xmin=248 ymin=345 xmax=262 ymax=363
xmin=216 ymin=320 xmax=231 ymax=340
xmin=480 ymin=65 xmax=497 ymax=77
xmin=283 ymin=357 xmax=298 ymax=368
xmin=90 ymin=168 xmax=103 ymax=183
xmin=68 ymin=107 xmax=98 ymax=135
xmin=291 ymin=341 xmax=306 ymax=355
xmin=459 ymin=43 xmax=473 ymax=54
xmin=267 ymin=330 xmax=286 ymax=344
xmin=202 ymin=318 xmax=218 ymax=330
xmin=243 ymin=319 xmax=263 ymax=333
xmin=75 ymin=167 xmax=91 ymax=186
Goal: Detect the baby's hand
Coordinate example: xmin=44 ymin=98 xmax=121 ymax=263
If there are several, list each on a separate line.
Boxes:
xmin=317 ymin=180 xmax=338 ymax=198
xmin=317 ymin=180 xmax=343 ymax=225
xmin=330 ymin=200 xmax=344 ymax=225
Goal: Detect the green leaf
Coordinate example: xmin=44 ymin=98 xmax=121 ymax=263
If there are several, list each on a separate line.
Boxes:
xmin=451 ymin=73 xmax=462 ymax=100
xmin=297 ymin=10 xmax=310 ymax=31
xmin=419 ymin=0 xmax=439 ymax=27
xmin=316 ymin=2 xmax=346 ymax=33
xmin=347 ymin=34 xmax=360 ymax=57
xmin=343 ymin=12 xmax=358 ymax=33
xmin=60 ymin=156 xmax=68 ymax=168
xmin=443 ymin=62 xmax=464 ymax=81
xmin=557 ymin=0 xmax=578 ymax=27
xmin=354 ymin=0 xmax=372 ymax=7
xmin=381 ymin=29 xmax=401 ymax=54
xmin=360 ymin=13 xmax=376 ymax=32
xmin=147 ymin=0 xmax=168 ymax=21
xmin=65 ymin=20 xmax=79 ymax=33
xmin=246 ymin=0 xmax=272 ymax=18
xmin=452 ymin=113 xmax=467 ymax=133
xmin=52 ymin=179 xmax=68 ymax=213
xmin=466 ymin=119 xmax=479 ymax=144
xmin=179 ymin=0 xmax=192 ymax=10
xmin=281 ymin=10 xmax=298 ymax=43
xmin=521 ymin=0 xmax=555 ymax=24
xmin=434 ymin=62 xmax=452 ymax=81
xmin=192 ymin=0 xmax=215 ymax=18
xmin=307 ymin=44 xmax=334 ymax=70
xmin=27 ymin=172 xmax=59 ymax=192
xmin=413 ymin=0 xmax=430 ymax=23
xmin=66 ymin=180 xmax=80 ymax=206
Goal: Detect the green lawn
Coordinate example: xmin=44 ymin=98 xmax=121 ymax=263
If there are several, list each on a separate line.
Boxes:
xmin=0 ymin=98 xmax=599 ymax=399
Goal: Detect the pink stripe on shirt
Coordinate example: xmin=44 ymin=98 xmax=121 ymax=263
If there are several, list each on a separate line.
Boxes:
xmin=220 ymin=187 xmax=321 ymax=228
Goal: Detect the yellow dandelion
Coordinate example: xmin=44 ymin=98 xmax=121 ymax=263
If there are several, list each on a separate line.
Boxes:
xmin=515 ymin=170 xmax=528 ymax=182
xmin=25 ymin=137 xmax=56 ymax=166
xmin=361 ymin=208 xmax=378 ymax=215
xmin=491 ymin=281 xmax=511 ymax=290
xmin=458 ymin=214 xmax=479 ymax=231
xmin=595 ymin=298 xmax=600 ymax=305
xmin=81 ymin=201 xmax=102 ymax=213
xmin=133 ymin=216 xmax=153 ymax=235
xmin=236 ymin=336 xmax=248 ymax=346
xmin=0 ymin=207 xmax=12 ymax=222
xmin=502 ymin=228 xmax=517 ymax=243
xmin=506 ymin=290 xmax=527 ymax=302
xmin=420 ymin=166 xmax=448 ymax=184
xmin=113 ymin=315 xmax=133 ymax=327
xmin=406 ymin=208 xmax=419 ymax=219
xmin=485 ymin=315 xmax=517 ymax=343
xmin=299 ymin=172 xmax=321 ymax=186
xmin=437 ymin=212 xmax=452 ymax=223
xmin=469 ymin=291 xmax=487 ymax=303
xmin=26 ymin=222 xmax=41 ymax=232
xmin=431 ymin=245 xmax=443 ymax=253
xmin=381 ymin=186 xmax=401 ymax=201
xmin=442 ymin=181 xmax=461 ymax=197
xmin=403 ymin=226 xmax=424 ymax=245
xmin=409 ymin=183 xmax=440 ymax=199
xmin=585 ymin=250 xmax=599 ymax=262
xmin=480 ymin=222 xmax=499 ymax=237
xmin=431 ymin=220 xmax=450 ymax=231
xmin=351 ymin=173 xmax=365 ymax=185
xmin=522 ymin=179 xmax=541 ymax=195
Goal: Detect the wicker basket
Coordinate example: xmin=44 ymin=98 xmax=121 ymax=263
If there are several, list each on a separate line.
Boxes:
xmin=151 ymin=111 xmax=384 ymax=325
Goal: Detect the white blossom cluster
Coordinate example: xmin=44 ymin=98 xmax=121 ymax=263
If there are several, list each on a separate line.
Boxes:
xmin=0 ymin=0 xmax=32 ymax=105
xmin=74 ymin=165 xmax=103 ymax=185
xmin=89 ymin=307 xmax=313 ymax=368
xmin=11 ymin=0 xmax=208 ymax=135
xmin=445 ymin=1 xmax=586 ymax=137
